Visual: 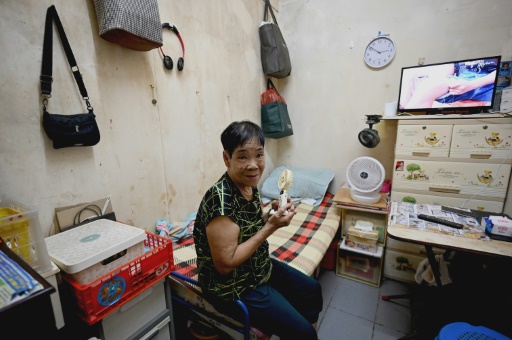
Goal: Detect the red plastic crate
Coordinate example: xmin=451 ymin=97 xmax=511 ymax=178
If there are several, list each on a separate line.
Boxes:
xmin=62 ymin=232 xmax=174 ymax=325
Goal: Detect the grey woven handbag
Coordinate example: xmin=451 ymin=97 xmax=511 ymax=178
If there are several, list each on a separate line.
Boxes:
xmin=259 ymin=0 xmax=291 ymax=78
xmin=93 ymin=0 xmax=163 ymax=51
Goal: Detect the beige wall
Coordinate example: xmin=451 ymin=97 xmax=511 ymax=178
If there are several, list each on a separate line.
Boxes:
xmin=1 ymin=0 xmax=511 ymax=237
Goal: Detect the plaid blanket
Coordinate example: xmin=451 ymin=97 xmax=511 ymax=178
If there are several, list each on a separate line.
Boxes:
xmin=172 ymin=193 xmax=340 ymax=280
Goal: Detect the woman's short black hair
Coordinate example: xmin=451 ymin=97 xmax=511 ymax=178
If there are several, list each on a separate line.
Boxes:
xmin=221 ymin=120 xmax=265 ymax=157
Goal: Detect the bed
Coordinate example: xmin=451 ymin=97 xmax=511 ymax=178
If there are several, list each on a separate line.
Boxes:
xmin=172 ymin=192 xmax=341 ymax=281
xmin=168 ymin=166 xmax=341 ymax=339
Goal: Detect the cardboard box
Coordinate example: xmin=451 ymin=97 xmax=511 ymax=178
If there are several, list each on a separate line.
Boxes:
xmin=54 ymin=196 xmax=114 ymax=231
xmin=347 ymin=226 xmax=379 ymax=244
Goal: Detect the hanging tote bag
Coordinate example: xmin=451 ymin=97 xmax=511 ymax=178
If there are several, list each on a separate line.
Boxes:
xmin=40 ymin=5 xmax=101 ymax=149
xmin=259 ymin=0 xmax=291 ymax=78
xmin=261 ymin=79 xmax=293 ymax=139
xmin=93 ymin=0 xmax=163 ymax=51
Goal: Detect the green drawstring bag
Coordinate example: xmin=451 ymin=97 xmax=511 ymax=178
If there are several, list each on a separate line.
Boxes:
xmin=261 ymin=79 xmax=293 ymax=139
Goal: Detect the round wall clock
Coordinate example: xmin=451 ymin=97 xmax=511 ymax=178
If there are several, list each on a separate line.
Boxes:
xmin=364 ymin=36 xmax=396 ymax=68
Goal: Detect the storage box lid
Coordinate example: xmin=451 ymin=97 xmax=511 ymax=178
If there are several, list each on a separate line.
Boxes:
xmin=45 ymin=219 xmax=146 ymax=274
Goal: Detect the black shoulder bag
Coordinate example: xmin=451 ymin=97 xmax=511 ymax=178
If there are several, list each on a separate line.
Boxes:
xmin=40 ymin=5 xmax=100 ymax=149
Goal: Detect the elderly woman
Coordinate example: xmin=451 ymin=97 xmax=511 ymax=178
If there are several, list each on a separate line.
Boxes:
xmin=193 ymin=120 xmax=322 ymax=339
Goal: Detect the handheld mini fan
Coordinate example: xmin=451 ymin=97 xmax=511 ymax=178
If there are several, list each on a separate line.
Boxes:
xmin=278 ymin=169 xmax=294 ymax=209
xmin=269 ymin=169 xmax=294 ymax=216
xmin=346 ymin=157 xmax=385 ymax=204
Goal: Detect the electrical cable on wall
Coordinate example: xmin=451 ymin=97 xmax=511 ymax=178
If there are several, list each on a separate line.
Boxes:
xmin=73 ymin=204 xmax=102 ymax=225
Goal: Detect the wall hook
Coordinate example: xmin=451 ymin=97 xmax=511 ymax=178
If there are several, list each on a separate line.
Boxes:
xmin=150 ymin=84 xmax=157 ymax=105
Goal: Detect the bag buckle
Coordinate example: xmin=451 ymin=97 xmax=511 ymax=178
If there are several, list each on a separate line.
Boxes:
xmin=84 ymin=99 xmax=93 ymax=110
xmin=42 ymin=97 xmax=49 ymax=110
xmin=40 ymin=74 xmax=53 ymax=84
xmin=40 ymin=74 xmax=53 ymax=96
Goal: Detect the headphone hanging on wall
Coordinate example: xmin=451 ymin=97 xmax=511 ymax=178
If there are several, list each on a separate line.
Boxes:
xmin=160 ymin=23 xmax=185 ymax=71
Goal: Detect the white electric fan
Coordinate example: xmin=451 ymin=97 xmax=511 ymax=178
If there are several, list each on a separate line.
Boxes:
xmin=346 ymin=157 xmax=385 ymax=204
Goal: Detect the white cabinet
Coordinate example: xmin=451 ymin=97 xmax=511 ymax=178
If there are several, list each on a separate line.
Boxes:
xmin=386 ymin=115 xmax=512 ymax=284
xmin=391 ymin=117 xmax=512 ymax=213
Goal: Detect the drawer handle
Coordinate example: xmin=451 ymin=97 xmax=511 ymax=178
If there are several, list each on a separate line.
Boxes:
xmin=470 ymin=151 xmax=492 ymax=159
xmin=412 ymin=148 xmax=431 ymax=156
xmin=429 ymin=185 xmax=461 ymax=193
xmin=412 ymin=151 xmax=430 ymax=156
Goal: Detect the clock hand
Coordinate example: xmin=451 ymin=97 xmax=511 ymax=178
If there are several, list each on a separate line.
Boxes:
xmin=370 ymin=46 xmax=382 ymax=54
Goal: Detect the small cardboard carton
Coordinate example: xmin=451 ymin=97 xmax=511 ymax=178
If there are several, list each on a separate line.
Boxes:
xmin=54 ymin=196 xmax=113 ymax=231
xmin=346 ymin=226 xmax=379 ymax=253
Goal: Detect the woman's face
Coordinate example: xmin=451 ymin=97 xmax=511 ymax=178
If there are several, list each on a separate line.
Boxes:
xmin=224 ymin=138 xmax=265 ymax=188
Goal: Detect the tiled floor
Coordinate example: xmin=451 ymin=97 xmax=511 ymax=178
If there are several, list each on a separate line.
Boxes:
xmin=315 ymin=265 xmax=512 ymax=340
xmin=172 ymin=253 xmax=512 ymax=340
xmin=316 ymin=270 xmax=414 ymax=340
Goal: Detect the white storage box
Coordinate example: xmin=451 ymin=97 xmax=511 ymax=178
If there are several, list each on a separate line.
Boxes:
xmin=45 ymin=219 xmax=146 ymax=284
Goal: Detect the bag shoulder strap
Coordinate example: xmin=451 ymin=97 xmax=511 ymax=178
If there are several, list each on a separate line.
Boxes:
xmin=41 ymin=5 xmax=92 ymax=110
xmin=267 ymin=79 xmax=280 ymax=94
xmin=263 ymin=0 xmax=279 ymax=25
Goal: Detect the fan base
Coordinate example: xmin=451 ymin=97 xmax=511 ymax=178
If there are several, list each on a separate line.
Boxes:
xmin=350 ymin=190 xmax=381 ymax=204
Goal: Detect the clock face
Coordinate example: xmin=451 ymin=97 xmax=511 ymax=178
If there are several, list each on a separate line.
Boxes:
xmin=364 ymin=37 xmax=396 ymax=68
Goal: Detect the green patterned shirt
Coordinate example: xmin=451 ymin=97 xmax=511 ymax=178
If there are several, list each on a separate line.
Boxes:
xmin=193 ymin=172 xmax=271 ymax=301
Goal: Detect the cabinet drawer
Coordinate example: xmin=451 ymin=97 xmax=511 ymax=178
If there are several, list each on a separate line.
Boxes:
xmin=395 ymin=124 xmax=452 ymax=157
xmin=450 ymin=124 xmax=512 ymax=159
xmin=386 ymin=238 xmax=444 ymax=256
xmin=390 ymin=190 xmax=504 ymax=213
xmin=392 ymin=159 xmax=511 ymax=198
xmin=101 ymin=279 xmax=167 ymax=340
xmin=383 ymin=248 xmax=424 ymax=284
xmin=383 ymin=245 xmax=446 ymax=285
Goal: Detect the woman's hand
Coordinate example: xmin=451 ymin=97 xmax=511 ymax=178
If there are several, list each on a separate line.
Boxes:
xmin=268 ymin=200 xmax=296 ymax=229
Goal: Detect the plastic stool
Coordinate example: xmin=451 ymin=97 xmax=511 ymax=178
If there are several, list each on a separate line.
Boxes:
xmin=436 ymin=322 xmax=510 ymax=340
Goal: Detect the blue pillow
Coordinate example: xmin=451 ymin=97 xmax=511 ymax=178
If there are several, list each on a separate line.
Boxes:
xmin=261 ymin=166 xmax=335 ymax=206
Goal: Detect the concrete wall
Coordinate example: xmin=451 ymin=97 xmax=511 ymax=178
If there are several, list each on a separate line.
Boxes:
xmin=277 ymin=0 xmax=512 ymax=213
xmin=1 ymin=0 xmax=511 ymax=237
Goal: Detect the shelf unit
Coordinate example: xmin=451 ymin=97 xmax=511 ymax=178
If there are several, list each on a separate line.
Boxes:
xmin=333 ymin=188 xmax=389 ymax=287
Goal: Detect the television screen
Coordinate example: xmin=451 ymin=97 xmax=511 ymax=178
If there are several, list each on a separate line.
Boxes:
xmin=397 ymin=56 xmax=501 ymax=113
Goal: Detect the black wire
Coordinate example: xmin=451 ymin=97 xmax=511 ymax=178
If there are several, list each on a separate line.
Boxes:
xmin=73 ymin=204 xmax=102 ymax=225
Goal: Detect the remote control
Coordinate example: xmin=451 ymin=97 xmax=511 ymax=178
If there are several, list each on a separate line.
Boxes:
xmin=417 ymin=214 xmax=464 ymax=229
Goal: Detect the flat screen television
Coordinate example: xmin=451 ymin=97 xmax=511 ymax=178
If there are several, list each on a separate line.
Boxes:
xmin=397 ymin=56 xmax=501 ymax=114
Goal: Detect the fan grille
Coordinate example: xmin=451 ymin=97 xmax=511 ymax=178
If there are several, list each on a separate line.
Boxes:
xmin=346 ymin=157 xmax=385 ymax=192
